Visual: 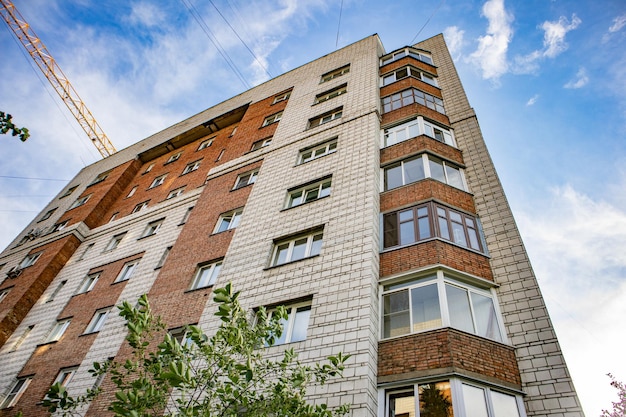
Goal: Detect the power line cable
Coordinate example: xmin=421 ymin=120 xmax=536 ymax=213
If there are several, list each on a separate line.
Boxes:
xmin=179 ymin=0 xmax=251 ymax=89
xmin=410 ymin=0 xmax=445 ymax=45
xmin=207 ymin=0 xmax=272 ymax=79
xmin=335 ymin=0 xmax=344 ymax=49
xmin=0 ymin=175 xmax=69 ymax=181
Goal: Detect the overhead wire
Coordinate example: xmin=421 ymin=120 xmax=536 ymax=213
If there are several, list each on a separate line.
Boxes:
xmin=207 ymin=0 xmax=272 ymax=79
xmin=410 ymin=0 xmax=445 ymax=45
xmin=179 ymin=0 xmax=251 ymax=89
xmin=335 ymin=0 xmax=344 ymax=49
xmin=0 ymin=175 xmax=70 ymax=181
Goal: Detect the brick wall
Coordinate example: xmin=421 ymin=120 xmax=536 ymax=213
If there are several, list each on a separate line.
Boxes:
xmin=380 ymin=179 xmax=476 ymax=214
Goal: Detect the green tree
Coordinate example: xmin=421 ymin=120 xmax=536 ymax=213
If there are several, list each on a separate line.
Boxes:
xmin=0 ymin=111 xmax=29 ymax=141
xmin=43 ymin=283 xmax=350 ymax=417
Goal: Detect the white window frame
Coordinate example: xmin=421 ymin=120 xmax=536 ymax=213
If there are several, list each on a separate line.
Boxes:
xmin=0 ymin=377 xmax=32 ymax=409
xmin=144 ymin=163 xmax=154 ymax=173
xmin=50 ymin=220 xmax=68 ymax=233
xmin=182 ymin=160 xmax=201 ymax=175
xmin=381 ymin=65 xmax=438 ymax=87
xmin=308 ymin=107 xmax=342 ymax=128
xmin=50 ymin=367 xmax=78 ymax=390
xmin=77 ymin=273 xmax=100 ymax=294
xmin=69 ymin=194 xmax=91 ymax=209
xmin=190 ymin=260 xmax=222 ymax=290
xmin=233 ymin=170 xmax=258 ymax=190
xmin=105 ymin=233 xmax=126 ymax=251
xmin=9 ymin=325 xmax=33 ymax=352
xmin=132 ymin=201 xmax=149 ymax=213
xmin=166 ymin=152 xmax=182 ymax=164
xmin=321 ymin=64 xmax=350 ymax=82
xmin=0 ymin=288 xmax=10 ymax=303
xmin=380 ymin=47 xmax=434 ymax=66
xmin=298 ymin=138 xmax=338 ymax=164
xmin=169 ymin=326 xmax=195 ymax=347
xmin=214 ymin=208 xmax=243 ymax=233
xmin=115 ymin=260 xmax=139 ymax=283
xmin=59 ymin=185 xmax=78 ymax=199
xmin=383 ymin=117 xmax=456 ymax=148
xmin=380 ymin=270 xmax=506 ymax=343
xmin=40 ymin=208 xmax=57 ymax=221
xmin=382 ymin=88 xmax=445 ymax=114
xmin=45 ymin=280 xmax=66 ymax=303
xmin=314 ymin=84 xmax=347 ymax=104
xmin=271 ymin=230 xmax=324 ymax=267
xmin=20 ymin=252 xmax=42 ymax=268
xmin=272 ymin=91 xmax=291 ymax=103
xmin=268 ymin=300 xmax=312 ymax=345
xmin=383 ymin=154 xmax=468 ymax=191
xmin=149 ymin=174 xmax=167 ymax=188
xmin=126 ymin=186 xmax=137 ymax=198
xmin=84 ymin=308 xmax=110 ymax=334
xmin=44 ymin=319 xmax=71 ymax=343
xmin=250 ymin=137 xmax=272 ymax=152
xmin=88 ymin=171 xmax=109 ymax=186
xmin=286 ymin=178 xmax=332 ymax=208
xmin=197 ymin=137 xmax=214 ymax=150
xmin=141 ymin=219 xmax=164 ymax=238
xmin=166 ymin=187 xmax=185 ymax=199
xmin=262 ymin=111 xmax=283 ymax=127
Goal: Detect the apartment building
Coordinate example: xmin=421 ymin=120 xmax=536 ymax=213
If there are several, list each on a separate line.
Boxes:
xmin=0 ymin=34 xmax=584 ymax=417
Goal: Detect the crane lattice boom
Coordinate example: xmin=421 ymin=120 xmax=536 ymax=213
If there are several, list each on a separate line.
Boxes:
xmin=0 ymin=0 xmax=116 ymax=158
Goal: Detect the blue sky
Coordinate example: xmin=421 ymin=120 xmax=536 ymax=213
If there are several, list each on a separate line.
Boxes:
xmin=1 ymin=0 xmax=625 ymax=414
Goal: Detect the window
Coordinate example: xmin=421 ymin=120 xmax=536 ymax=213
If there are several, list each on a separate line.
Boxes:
xmin=381 ymin=65 xmax=438 ymax=87
xmin=250 ymin=137 xmax=272 ymax=152
xmin=9 ymin=325 xmax=33 ymax=352
xmin=382 ymin=88 xmax=445 ymax=114
xmin=149 ymin=174 xmax=167 ymax=188
xmin=216 ymin=149 xmax=225 ymax=161
xmin=229 ymin=126 xmax=238 ymax=137
xmin=126 ymin=186 xmax=137 ymax=198
xmin=383 ymin=154 xmax=466 ymax=191
xmin=166 ymin=187 xmax=185 ymax=199
xmin=50 ymin=367 xmax=78 ymax=391
xmin=0 ymin=288 xmax=10 ymax=303
xmin=132 ymin=201 xmax=149 ymax=213
xmin=382 ymin=270 xmax=503 ymax=342
xmin=88 ymin=171 xmax=109 ymax=186
xmin=182 ymin=160 xmax=201 ymax=175
xmin=269 ymin=300 xmax=312 ymax=345
xmin=76 ymin=273 xmax=99 ymax=294
xmin=286 ymin=177 xmax=332 ymax=208
xmin=144 ymin=163 xmax=155 ymax=174
xmin=84 ymin=308 xmax=110 ymax=334
xmin=156 ymin=246 xmax=172 ymax=269
xmin=141 ymin=219 xmax=164 ymax=238
xmin=68 ymin=194 xmax=91 ymax=209
xmin=383 ymin=202 xmax=484 ymax=252
xmin=314 ymin=84 xmax=347 ymax=104
xmin=39 ymin=208 xmax=57 ymax=222
xmin=166 ymin=152 xmax=182 ymax=164
xmin=262 ymin=111 xmax=283 ymax=127
xmin=461 ymin=384 xmax=522 ymax=417
xmin=115 ymin=261 xmax=139 ymax=283
xmin=214 ymin=208 xmax=243 ymax=233
xmin=109 ymin=212 xmax=119 ymax=222
xmin=233 ymin=170 xmax=258 ymax=190
xmin=50 ymin=220 xmax=68 ymax=233
xmin=190 ymin=260 xmax=222 ymax=290
xmin=105 ymin=233 xmax=126 ymax=251
xmin=180 ymin=206 xmax=194 ymax=225
xmin=197 ymin=137 xmax=214 ymax=150
xmin=273 ymin=91 xmax=291 ymax=103
xmin=381 ymin=47 xmax=434 ymax=66
xmin=20 ymin=252 xmax=42 ymax=268
xmin=298 ymin=138 xmax=337 ymax=164
xmin=321 ymin=64 xmax=350 ymax=82
xmin=45 ymin=280 xmax=66 ymax=303
xmin=308 ymin=107 xmax=342 ymax=128
xmin=0 ymin=377 xmax=32 ymax=409
xmin=44 ymin=319 xmax=71 ymax=343
xmin=78 ymin=243 xmax=94 ymax=260
xmin=169 ymin=326 xmax=194 ymax=347
xmin=271 ymin=229 xmax=323 ymax=266
xmin=385 ymin=381 xmax=452 ymax=417
xmin=383 ymin=117 xmax=455 ymax=148
xmin=59 ymin=185 xmax=78 ymax=199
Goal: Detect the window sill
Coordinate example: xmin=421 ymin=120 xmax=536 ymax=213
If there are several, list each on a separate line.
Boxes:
xmin=263 ymin=254 xmax=320 ymax=271
xmin=381 ymin=237 xmax=489 ymax=258
xmin=137 ymin=234 xmax=157 ymax=241
xmin=184 ymin=285 xmax=215 ymax=294
xmin=280 ymin=194 xmax=330 ymax=212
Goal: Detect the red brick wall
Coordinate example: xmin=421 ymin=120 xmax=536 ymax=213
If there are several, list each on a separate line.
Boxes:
xmin=380 ymin=56 xmax=438 ymax=77
xmin=380 ymin=77 xmax=442 ymax=100
xmin=380 ymin=240 xmax=493 ymax=281
xmin=0 ymin=236 xmax=81 ymax=348
xmin=378 ymin=328 xmax=521 ymax=386
xmin=381 ymin=103 xmax=450 ymax=127
xmin=380 ymin=179 xmax=476 ymax=214
xmin=380 ymin=135 xmax=463 ymax=166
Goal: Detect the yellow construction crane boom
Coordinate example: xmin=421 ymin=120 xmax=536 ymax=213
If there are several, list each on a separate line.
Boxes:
xmin=0 ymin=0 xmax=116 ymax=158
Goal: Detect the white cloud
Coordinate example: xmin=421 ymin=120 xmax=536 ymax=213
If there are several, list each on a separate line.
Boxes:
xmin=564 ymin=67 xmax=589 ymax=89
xmin=516 ymin=183 xmax=626 ymax=416
xmin=467 ymin=0 xmax=513 ymax=81
xmin=127 ymin=2 xmax=166 ymax=27
xmin=608 ymin=13 xmax=626 ymax=33
xmin=541 ymin=14 xmax=581 ymax=58
xmin=526 ymin=94 xmax=539 ymax=106
xmin=443 ymin=26 xmax=465 ymax=61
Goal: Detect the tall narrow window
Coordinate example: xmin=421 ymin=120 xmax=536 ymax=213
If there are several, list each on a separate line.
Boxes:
xmin=115 ymin=260 xmax=139 ymax=283
xmin=214 ymin=208 xmax=243 ymax=233
xmin=268 ymin=300 xmax=312 ymax=345
xmin=190 ymin=260 xmax=222 ymax=290
xmin=105 ymin=233 xmax=126 ymax=251
xmin=149 ymin=174 xmax=167 ymax=188
xmin=262 ymin=111 xmax=283 ymax=127
xmin=0 ymin=288 xmax=10 ymax=303
xmin=233 ymin=170 xmax=258 ymax=190
xmin=84 ymin=308 xmax=110 ymax=334
xmin=76 ymin=273 xmax=100 ymax=294
xmin=9 ymin=325 xmax=33 ymax=352
xmin=45 ymin=280 xmax=66 ymax=303
xmin=49 ymin=367 xmax=78 ymax=393
xmin=0 ymin=377 xmax=32 ymax=409
xmin=141 ymin=218 xmax=164 ymax=238
xmin=180 ymin=206 xmax=194 ymax=225
xmin=126 ymin=186 xmax=138 ymax=198
xmin=44 ymin=319 xmax=71 ymax=343
xmin=156 ymin=246 xmax=172 ymax=269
